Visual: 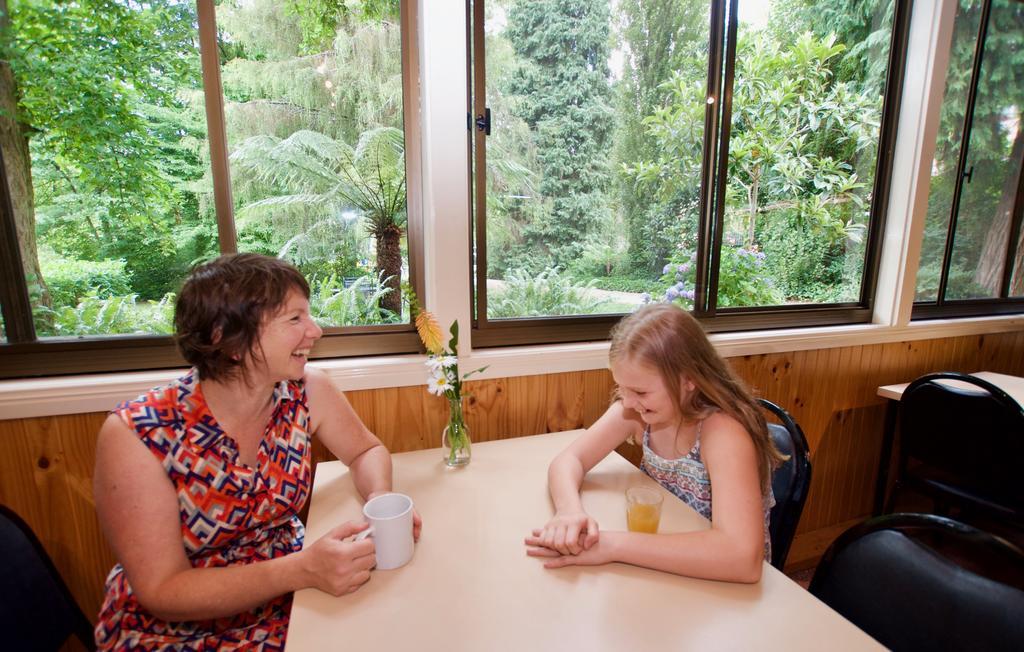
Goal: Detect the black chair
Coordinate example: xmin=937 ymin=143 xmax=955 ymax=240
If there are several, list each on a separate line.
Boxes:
xmin=809 ymin=513 xmax=1024 ymax=652
xmin=0 ymin=504 xmax=96 ymax=651
xmin=758 ymin=398 xmax=812 ymax=570
xmin=887 ymin=372 xmax=1024 ymax=522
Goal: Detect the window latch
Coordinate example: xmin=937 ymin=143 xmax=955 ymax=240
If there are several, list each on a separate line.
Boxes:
xmin=474 ymin=108 xmax=491 ymax=135
xmin=962 ymin=165 xmax=974 ymax=184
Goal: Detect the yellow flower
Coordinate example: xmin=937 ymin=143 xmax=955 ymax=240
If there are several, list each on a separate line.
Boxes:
xmin=415 ymin=309 xmax=445 ymax=355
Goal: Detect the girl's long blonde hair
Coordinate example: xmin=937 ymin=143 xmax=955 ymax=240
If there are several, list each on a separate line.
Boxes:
xmin=609 ymin=303 xmax=785 ymax=495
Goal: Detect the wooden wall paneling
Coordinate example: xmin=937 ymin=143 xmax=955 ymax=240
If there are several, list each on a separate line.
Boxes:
xmin=582 ymin=368 xmax=614 ymax=427
xmin=922 ymin=336 xmax=945 ymax=374
xmin=997 ymin=330 xmax=1024 ymax=372
xmin=817 ymin=347 xmax=845 ymax=529
xmin=830 ymin=346 xmax=855 ymax=529
xmin=774 ymin=352 xmax=799 ymax=416
xmin=952 ymin=333 xmax=975 ymax=371
xmin=502 ymin=374 xmax=551 ymax=436
xmin=543 ymin=371 xmax=588 ymax=434
xmin=843 ymin=344 xmax=876 ymax=523
xmin=800 ymin=347 xmax=832 ymax=449
xmin=465 ymin=377 xmax=510 ymax=440
xmin=0 ymin=412 xmax=112 ymax=622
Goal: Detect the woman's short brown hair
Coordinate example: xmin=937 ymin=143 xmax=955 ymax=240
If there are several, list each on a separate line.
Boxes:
xmin=174 ymin=253 xmax=310 ymax=382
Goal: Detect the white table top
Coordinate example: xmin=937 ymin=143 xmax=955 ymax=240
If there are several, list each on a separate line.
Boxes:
xmin=286 ymin=430 xmax=880 ymax=651
xmin=877 ymin=371 xmax=1024 ymax=403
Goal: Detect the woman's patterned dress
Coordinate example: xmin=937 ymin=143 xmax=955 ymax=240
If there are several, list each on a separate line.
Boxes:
xmin=639 ymin=421 xmax=775 ymax=560
xmin=95 ymin=371 xmax=312 ymax=651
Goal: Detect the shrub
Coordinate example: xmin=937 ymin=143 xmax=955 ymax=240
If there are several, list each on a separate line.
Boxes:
xmin=488 ymin=267 xmax=609 ymax=318
xmin=308 ymin=273 xmax=402 ymax=326
xmin=581 ymin=274 xmax=663 ymax=294
xmin=38 ymin=249 xmax=132 ymax=308
xmin=657 ymin=245 xmax=782 ymax=309
xmin=569 ymin=234 xmax=627 ymax=278
xmin=39 ymin=292 xmax=175 ymax=337
xmin=757 ymin=216 xmax=844 ymax=301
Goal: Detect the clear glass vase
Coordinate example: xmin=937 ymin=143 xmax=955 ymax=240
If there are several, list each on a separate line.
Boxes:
xmin=442 ymin=396 xmax=471 ymax=467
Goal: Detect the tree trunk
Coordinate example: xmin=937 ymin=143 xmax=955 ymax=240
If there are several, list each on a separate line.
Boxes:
xmin=377 ymin=223 xmax=402 ymax=315
xmin=1012 ymin=227 xmax=1024 ymax=296
xmin=747 ymin=168 xmax=760 ymax=248
xmin=0 ymin=0 xmax=49 ymax=309
xmin=973 ymin=119 xmax=1024 ymax=294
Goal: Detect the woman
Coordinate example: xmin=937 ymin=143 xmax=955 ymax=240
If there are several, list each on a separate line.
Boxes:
xmin=93 ymin=253 xmax=420 ymax=650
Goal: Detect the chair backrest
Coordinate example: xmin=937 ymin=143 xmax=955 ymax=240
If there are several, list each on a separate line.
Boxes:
xmin=809 ymin=513 xmax=1024 ymax=652
xmin=758 ymin=398 xmax=812 ymax=570
xmin=898 ymin=372 xmax=1024 ymax=509
xmin=0 ymin=504 xmax=96 ymax=652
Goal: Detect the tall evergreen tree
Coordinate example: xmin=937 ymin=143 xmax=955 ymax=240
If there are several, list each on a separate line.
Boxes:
xmin=614 ymin=0 xmax=707 ymax=274
xmin=505 ymin=0 xmax=614 ymax=266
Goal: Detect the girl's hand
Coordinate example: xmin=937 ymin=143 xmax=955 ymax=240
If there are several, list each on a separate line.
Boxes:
xmin=534 ymin=511 xmax=599 ymax=555
xmin=525 ymin=529 xmax=618 ymax=568
xmin=300 ymin=521 xmax=377 ymax=596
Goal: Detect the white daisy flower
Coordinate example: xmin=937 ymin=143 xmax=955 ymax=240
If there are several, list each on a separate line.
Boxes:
xmin=438 ymin=355 xmax=458 ymax=369
xmin=427 ymin=372 xmax=452 ymax=396
xmin=425 ymin=355 xmax=447 ymax=372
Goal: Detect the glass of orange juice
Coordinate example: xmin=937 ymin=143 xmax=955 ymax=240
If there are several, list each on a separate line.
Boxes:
xmin=626 ymin=486 xmax=664 ymax=533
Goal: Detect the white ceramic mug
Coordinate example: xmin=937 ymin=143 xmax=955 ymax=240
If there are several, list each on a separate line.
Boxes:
xmin=354 ymin=492 xmax=415 ymax=570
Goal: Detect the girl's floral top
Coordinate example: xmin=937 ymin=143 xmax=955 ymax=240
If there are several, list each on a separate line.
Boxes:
xmin=639 ymin=421 xmax=774 ymax=560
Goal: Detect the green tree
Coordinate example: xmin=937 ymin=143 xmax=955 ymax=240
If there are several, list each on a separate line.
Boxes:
xmin=725 ymin=32 xmax=877 ymax=247
xmin=284 ymin=0 xmax=399 ymax=53
xmin=217 ymin=0 xmax=407 ymax=314
xmin=230 ymin=127 xmax=407 ymax=314
xmin=613 ymin=0 xmax=707 ymax=274
xmin=1 ymin=0 xmax=204 ymax=307
xmin=505 ymin=0 xmax=615 ymax=266
xmin=632 ymin=32 xmax=877 ymax=250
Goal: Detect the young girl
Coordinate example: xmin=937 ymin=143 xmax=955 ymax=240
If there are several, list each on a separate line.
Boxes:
xmin=525 ymin=303 xmax=783 ymax=583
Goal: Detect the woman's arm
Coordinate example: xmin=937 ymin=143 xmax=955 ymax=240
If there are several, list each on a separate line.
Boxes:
xmin=304 ymin=369 xmax=421 ymax=538
xmin=93 ymin=414 xmax=376 ymax=621
xmin=528 ymin=412 xmax=766 ymax=583
xmin=305 ymin=368 xmax=391 ymax=499
xmin=537 ymin=402 xmax=642 ymax=554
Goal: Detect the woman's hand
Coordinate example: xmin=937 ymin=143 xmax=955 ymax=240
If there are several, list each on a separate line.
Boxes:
xmin=300 ymin=521 xmax=377 ymax=596
xmin=532 ymin=511 xmax=599 ymax=555
xmin=525 ymin=529 xmax=619 ymax=568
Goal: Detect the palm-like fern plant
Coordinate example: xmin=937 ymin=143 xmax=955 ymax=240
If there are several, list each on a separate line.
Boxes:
xmin=230 ymin=127 xmax=407 ymax=313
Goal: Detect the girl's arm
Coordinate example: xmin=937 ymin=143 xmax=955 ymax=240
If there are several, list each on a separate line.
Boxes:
xmin=304 ymin=368 xmax=421 ymax=538
xmin=93 ymin=414 xmax=377 ymax=621
xmin=538 ymin=402 xmax=642 ymax=555
xmin=528 ymin=412 xmax=766 ymax=583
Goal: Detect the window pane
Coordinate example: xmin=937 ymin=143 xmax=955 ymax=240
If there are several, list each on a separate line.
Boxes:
xmin=717 ymin=0 xmax=896 ymax=309
xmin=481 ymin=0 xmax=710 ymax=319
xmin=915 ymin=0 xmax=983 ymax=302
xmin=5 ymin=1 xmax=207 ymax=338
xmin=218 ymin=1 xmax=408 ymax=327
xmin=945 ymin=0 xmax=1024 ymax=300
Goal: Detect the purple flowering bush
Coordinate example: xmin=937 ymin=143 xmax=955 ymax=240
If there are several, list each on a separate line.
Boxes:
xmin=653 ymin=245 xmax=781 ymax=309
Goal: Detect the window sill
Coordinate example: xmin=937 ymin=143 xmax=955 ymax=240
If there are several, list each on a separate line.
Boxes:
xmin=1 ymin=313 xmax=1021 ymax=421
